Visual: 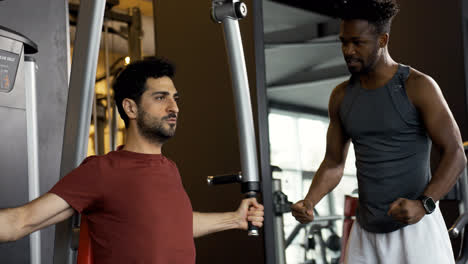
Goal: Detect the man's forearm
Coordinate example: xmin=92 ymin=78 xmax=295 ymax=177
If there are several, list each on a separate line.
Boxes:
xmin=305 ymin=162 xmax=344 ymax=205
xmin=0 ymin=194 xmax=74 ymax=243
xmin=0 ymin=207 xmax=22 ymax=242
xmin=425 ymin=146 xmax=466 ymax=201
xmin=32 ymin=207 xmax=75 ymax=232
xmin=193 ymin=211 xmax=240 ymax=238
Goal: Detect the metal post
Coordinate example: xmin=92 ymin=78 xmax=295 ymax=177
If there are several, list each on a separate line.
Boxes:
xmin=104 ymin=20 xmax=113 ymax=152
xmin=53 ymin=1 xmax=106 ymax=263
xmin=113 ymin=103 xmax=118 ymax=149
xmin=212 ymin=0 xmax=261 ymax=236
xmin=92 ymin=94 xmax=99 ymax=155
xmin=272 ymin=179 xmax=287 ymax=264
xmin=252 ymin=0 xmax=277 ymax=261
xmin=97 ymin=105 xmax=106 ymax=155
xmin=459 ymin=168 xmax=468 ymax=214
xmin=25 ymin=57 xmax=41 ymax=264
xmin=461 ymin=0 xmax=468 ymax=213
xmin=128 ymin=7 xmax=142 ymax=61
xmin=151 ymin=0 xmax=158 ymax=55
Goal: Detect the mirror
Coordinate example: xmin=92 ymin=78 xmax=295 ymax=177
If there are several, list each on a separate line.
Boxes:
xmin=262 ymin=1 xmax=358 ymax=263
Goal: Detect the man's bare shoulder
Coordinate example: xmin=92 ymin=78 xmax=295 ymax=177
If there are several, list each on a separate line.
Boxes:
xmin=329 ymin=80 xmax=350 ymax=113
xmin=406 ymin=67 xmax=442 ymax=107
xmin=331 ymin=80 xmax=350 ymax=101
xmin=406 ymin=67 xmax=438 ymax=91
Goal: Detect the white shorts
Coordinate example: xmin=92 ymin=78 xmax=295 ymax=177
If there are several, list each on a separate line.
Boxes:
xmin=344 ymin=206 xmax=454 ymax=264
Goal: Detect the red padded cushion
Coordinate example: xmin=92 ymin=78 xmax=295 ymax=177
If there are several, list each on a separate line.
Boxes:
xmin=76 ymin=215 xmax=93 ymax=264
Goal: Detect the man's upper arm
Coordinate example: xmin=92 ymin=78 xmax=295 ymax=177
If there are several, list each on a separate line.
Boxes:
xmin=20 ymin=193 xmax=73 ymax=232
xmin=324 ymin=81 xmax=351 ymax=167
xmin=406 ymin=72 xmax=462 ymax=150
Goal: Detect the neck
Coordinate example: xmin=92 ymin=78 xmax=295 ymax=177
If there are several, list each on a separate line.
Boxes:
xmin=359 ymin=49 xmax=398 ymax=88
xmin=123 ymin=124 xmax=163 ymax=154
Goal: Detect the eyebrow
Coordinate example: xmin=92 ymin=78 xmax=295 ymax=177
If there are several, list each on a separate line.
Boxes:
xmin=150 ymin=91 xmax=179 ymax=97
xmin=339 ymin=36 xmax=363 ymax=41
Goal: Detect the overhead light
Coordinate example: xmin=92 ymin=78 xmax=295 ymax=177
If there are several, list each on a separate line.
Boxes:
xmin=124 ymin=56 xmax=131 ymax=65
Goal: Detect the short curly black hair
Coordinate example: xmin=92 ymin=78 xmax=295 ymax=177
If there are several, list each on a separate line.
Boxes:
xmin=337 ymin=0 xmax=400 ymax=34
xmin=113 ymin=57 xmax=175 ymax=128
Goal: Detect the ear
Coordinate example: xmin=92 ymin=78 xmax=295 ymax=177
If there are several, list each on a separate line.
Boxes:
xmin=379 ymin=33 xmax=389 ymax=48
xmin=122 ymin=98 xmax=138 ymax=120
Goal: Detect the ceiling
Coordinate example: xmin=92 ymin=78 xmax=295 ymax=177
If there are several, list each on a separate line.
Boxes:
xmin=263 ymin=0 xmax=349 ymax=115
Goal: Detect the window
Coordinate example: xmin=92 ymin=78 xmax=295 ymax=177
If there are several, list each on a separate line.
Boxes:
xmin=269 ymin=109 xmax=357 ymax=264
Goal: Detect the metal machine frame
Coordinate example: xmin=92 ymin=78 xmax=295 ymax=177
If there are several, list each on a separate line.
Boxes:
xmin=53 ymin=1 xmax=106 ymax=263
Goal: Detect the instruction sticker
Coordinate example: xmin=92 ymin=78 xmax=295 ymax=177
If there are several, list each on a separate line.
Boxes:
xmin=0 ymin=50 xmax=20 ymax=93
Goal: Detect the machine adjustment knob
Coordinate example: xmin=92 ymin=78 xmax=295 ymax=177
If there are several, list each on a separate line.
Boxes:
xmin=234 ymin=2 xmax=247 ymax=19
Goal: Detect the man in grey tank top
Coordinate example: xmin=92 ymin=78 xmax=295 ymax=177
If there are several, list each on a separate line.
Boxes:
xmin=291 ymin=0 xmax=466 ymax=263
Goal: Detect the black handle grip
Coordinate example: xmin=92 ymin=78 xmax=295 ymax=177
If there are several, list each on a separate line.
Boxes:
xmin=248 ymin=221 xmax=259 ymax=236
xmin=207 ymin=173 xmax=242 ymax=185
xmin=206 ymin=173 xmax=260 ymax=237
xmin=245 ymin=192 xmax=259 ymax=236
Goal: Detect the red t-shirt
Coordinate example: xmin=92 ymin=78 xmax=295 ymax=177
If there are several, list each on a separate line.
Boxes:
xmin=49 ymin=149 xmax=195 ymax=263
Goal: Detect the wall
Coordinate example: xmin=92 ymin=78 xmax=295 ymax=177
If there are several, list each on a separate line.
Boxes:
xmin=390 ymin=0 xmax=467 ymax=138
xmin=153 ymin=1 xmax=266 ymax=263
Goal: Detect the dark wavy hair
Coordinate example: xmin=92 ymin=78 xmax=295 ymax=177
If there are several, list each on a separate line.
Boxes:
xmin=112 ymin=56 xmax=175 ymax=127
xmin=337 ymin=0 xmax=400 ymax=34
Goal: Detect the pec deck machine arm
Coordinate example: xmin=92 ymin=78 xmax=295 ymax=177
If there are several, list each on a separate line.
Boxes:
xmin=208 ymin=0 xmax=262 ymax=237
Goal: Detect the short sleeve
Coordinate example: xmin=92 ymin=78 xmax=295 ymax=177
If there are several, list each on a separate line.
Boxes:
xmin=49 ymin=156 xmax=102 ymax=213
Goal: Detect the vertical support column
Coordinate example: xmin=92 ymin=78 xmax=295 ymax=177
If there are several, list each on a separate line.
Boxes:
xmin=272 ymin=179 xmax=286 ymax=264
xmin=104 ymin=21 xmax=114 ymax=151
xmin=251 ymin=0 xmax=277 ymax=262
xmin=464 ymin=0 xmax=468 ymax=138
xmin=25 ymin=57 xmax=41 ymax=264
xmin=461 ymin=0 xmax=468 ymax=213
xmin=53 ymin=1 xmax=106 ymax=263
xmin=112 ymin=103 xmax=118 ymax=150
xmin=97 ymin=106 xmax=106 ymax=155
xmin=128 ymin=7 xmax=142 ymax=61
xmin=151 ymin=0 xmax=158 ymax=55
xmin=459 ymin=4 xmax=468 ymax=262
xmin=123 ymin=6 xmax=143 ymax=146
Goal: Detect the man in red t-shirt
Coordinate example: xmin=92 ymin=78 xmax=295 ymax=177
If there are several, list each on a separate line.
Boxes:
xmin=0 ymin=57 xmax=264 ymax=263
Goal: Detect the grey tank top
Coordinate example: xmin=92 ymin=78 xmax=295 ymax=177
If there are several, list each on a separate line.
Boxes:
xmin=339 ymin=64 xmax=431 ymax=233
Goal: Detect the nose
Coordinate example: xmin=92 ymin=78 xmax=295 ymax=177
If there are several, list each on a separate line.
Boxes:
xmin=342 ymin=43 xmax=356 ymax=56
xmin=167 ymin=98 xmax=179 ymax=114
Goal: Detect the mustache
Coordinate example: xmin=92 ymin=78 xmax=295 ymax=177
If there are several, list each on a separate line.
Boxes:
xmin=162 ymin=113 xmax=177 ymax=120
xmin=345 ymin=57 xmax=362 ymax=63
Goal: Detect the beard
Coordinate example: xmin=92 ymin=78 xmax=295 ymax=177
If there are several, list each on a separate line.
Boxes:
xmin=360 ymin=49 xmax=379 ymax=74
xmin=136 ymin=108 xmax=177 ymax=144
xmin=345 ymin=46 xmax=379 ymax=75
